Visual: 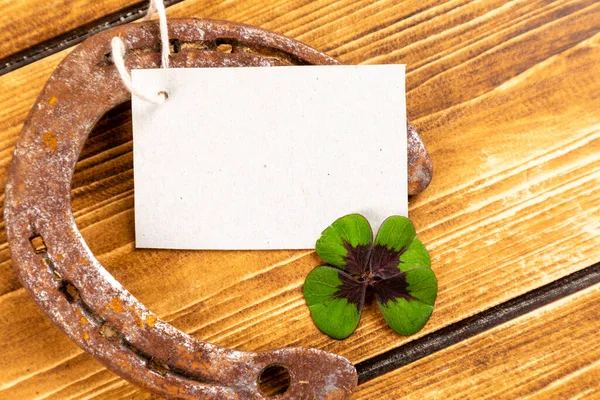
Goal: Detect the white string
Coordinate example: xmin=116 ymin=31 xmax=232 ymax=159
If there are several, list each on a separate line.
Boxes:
xmin=144 ymin=0 xmax=157 ymax=20
xmin=110 ymin=37 xmax=166 ymax=104
xmin=144 ymin=0 xmax=170 ymax=69
xmin=111 ymin=0 xmax=170 ymax=104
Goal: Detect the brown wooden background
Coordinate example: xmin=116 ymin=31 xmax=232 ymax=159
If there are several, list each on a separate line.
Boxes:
xmin=1 ymin=0 xmax=599 ymax=399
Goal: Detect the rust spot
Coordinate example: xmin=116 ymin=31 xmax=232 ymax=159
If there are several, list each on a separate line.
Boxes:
xmin=42 ymin=131 xmax=58 ymax=150
xmin=77 ymin=257 xmax=87 ymax=265
xmin=57 ymin=253 xmax=64 ymax=260
xmin=80 ymin=316 xmax=88 ymax=325
xmin=108 ymin=298 xmax=123 ymax=313
xmin=135 ymin=316 xmax=145 ymax=327
xmin=48 ymin=96 xmax=58 ymax=106
xmin=145 ymin=314 xmax=158 ymax=328
xmin=83 ymin=331 xmax=90 ymax=341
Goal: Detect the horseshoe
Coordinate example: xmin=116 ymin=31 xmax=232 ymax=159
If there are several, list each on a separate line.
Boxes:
xmin=5 ymin=18 xmax=431 ymax=399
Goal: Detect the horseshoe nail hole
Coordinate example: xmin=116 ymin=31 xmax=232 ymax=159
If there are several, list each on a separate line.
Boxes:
xmin=99 ymin=323 xmax=116 ymax=338
xmin=170 ymin=39 xmax=181 ymax=54
xmin=216 ymin=43 xmax=233 ymax=53
xmin=51 ymin=269 xmax=63 ymax=281
xmin=59 ymin=281 xmax=80 ymax=303
xmin=147 ymin=357 xmax=171 ymax=376
xmin=99 ymin=323 xmax=122 ymax=342
xmin=257 ymin=365 xmax=291 ymax=398
xmin=29 ymin=234 xmax=47 ymax=254
xmin=103 ymin=52 xmax=113 ymax=65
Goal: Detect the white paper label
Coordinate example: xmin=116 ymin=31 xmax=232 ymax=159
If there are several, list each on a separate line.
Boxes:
xmin=132 ymin=65 xmax=407 ymax=250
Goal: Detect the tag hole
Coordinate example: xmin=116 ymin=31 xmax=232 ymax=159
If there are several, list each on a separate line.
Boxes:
xmin=158 ymin=91 xmax=169 ymax=101
xmin=257 ymin=364 xmax=291 ymax=397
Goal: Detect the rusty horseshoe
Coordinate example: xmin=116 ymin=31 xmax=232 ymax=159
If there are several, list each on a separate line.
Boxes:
xmin=5 ymin=19 xmax=432 ymax=399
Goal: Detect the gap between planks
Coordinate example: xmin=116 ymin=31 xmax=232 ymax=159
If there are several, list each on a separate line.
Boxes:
xmin=0 ymin=0 xmax=184 ymax=76
xmin=1 ymin=2 xmax=598 ymax=398
xmin=356 ymin=261 xmax=600 ymax=384
xmin=17 ymin=260 xmax=600 ymax=399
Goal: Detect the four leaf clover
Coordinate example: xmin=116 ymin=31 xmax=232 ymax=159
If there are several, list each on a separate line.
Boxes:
xmin=303 ymin=214 xmax=437 ymax=339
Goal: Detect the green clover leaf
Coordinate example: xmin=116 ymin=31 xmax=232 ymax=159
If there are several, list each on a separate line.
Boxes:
xmin=303 ymin=214 xmax=437 ymax=339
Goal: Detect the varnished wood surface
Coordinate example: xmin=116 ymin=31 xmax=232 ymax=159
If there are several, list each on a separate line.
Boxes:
xmin=0 ymin=0 xmax=140 ymax=60
xmin=354 ymin=283 xmax=600 ymax=399
xmin=0 ymin=0 xmax=599 ymax=399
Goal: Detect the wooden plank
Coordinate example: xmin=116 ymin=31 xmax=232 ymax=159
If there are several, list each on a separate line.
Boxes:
xmin=355 ymin=263 xmax=600 ymax=383
xmin=354 ymin=283 xmax=600 ymax=399
xmin=88 ymin=266 xmax=600 ymax=400
xmin=0 ymin=0 xmax=142 ymax=61
xmin=0 ymin=0 xmax=599 ymax=398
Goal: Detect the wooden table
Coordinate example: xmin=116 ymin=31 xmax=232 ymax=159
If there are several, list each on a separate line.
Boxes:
xmin=1 ymin=1 xmax=599 ymax=398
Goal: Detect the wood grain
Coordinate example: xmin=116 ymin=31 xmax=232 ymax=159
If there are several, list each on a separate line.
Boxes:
xmin=354 ymin=283 xmax=600 ymax=399
xmin=0 ymin=0 xmax=141 ymax=60
xmin=355 ymin=262 xmax=600 ymax=383
xmin=0 ymin=0 xmax=599 ymax=399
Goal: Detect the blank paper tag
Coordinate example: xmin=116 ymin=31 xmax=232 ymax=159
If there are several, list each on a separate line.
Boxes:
xmin=132 ymin=65 xmax=407 ymax=250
